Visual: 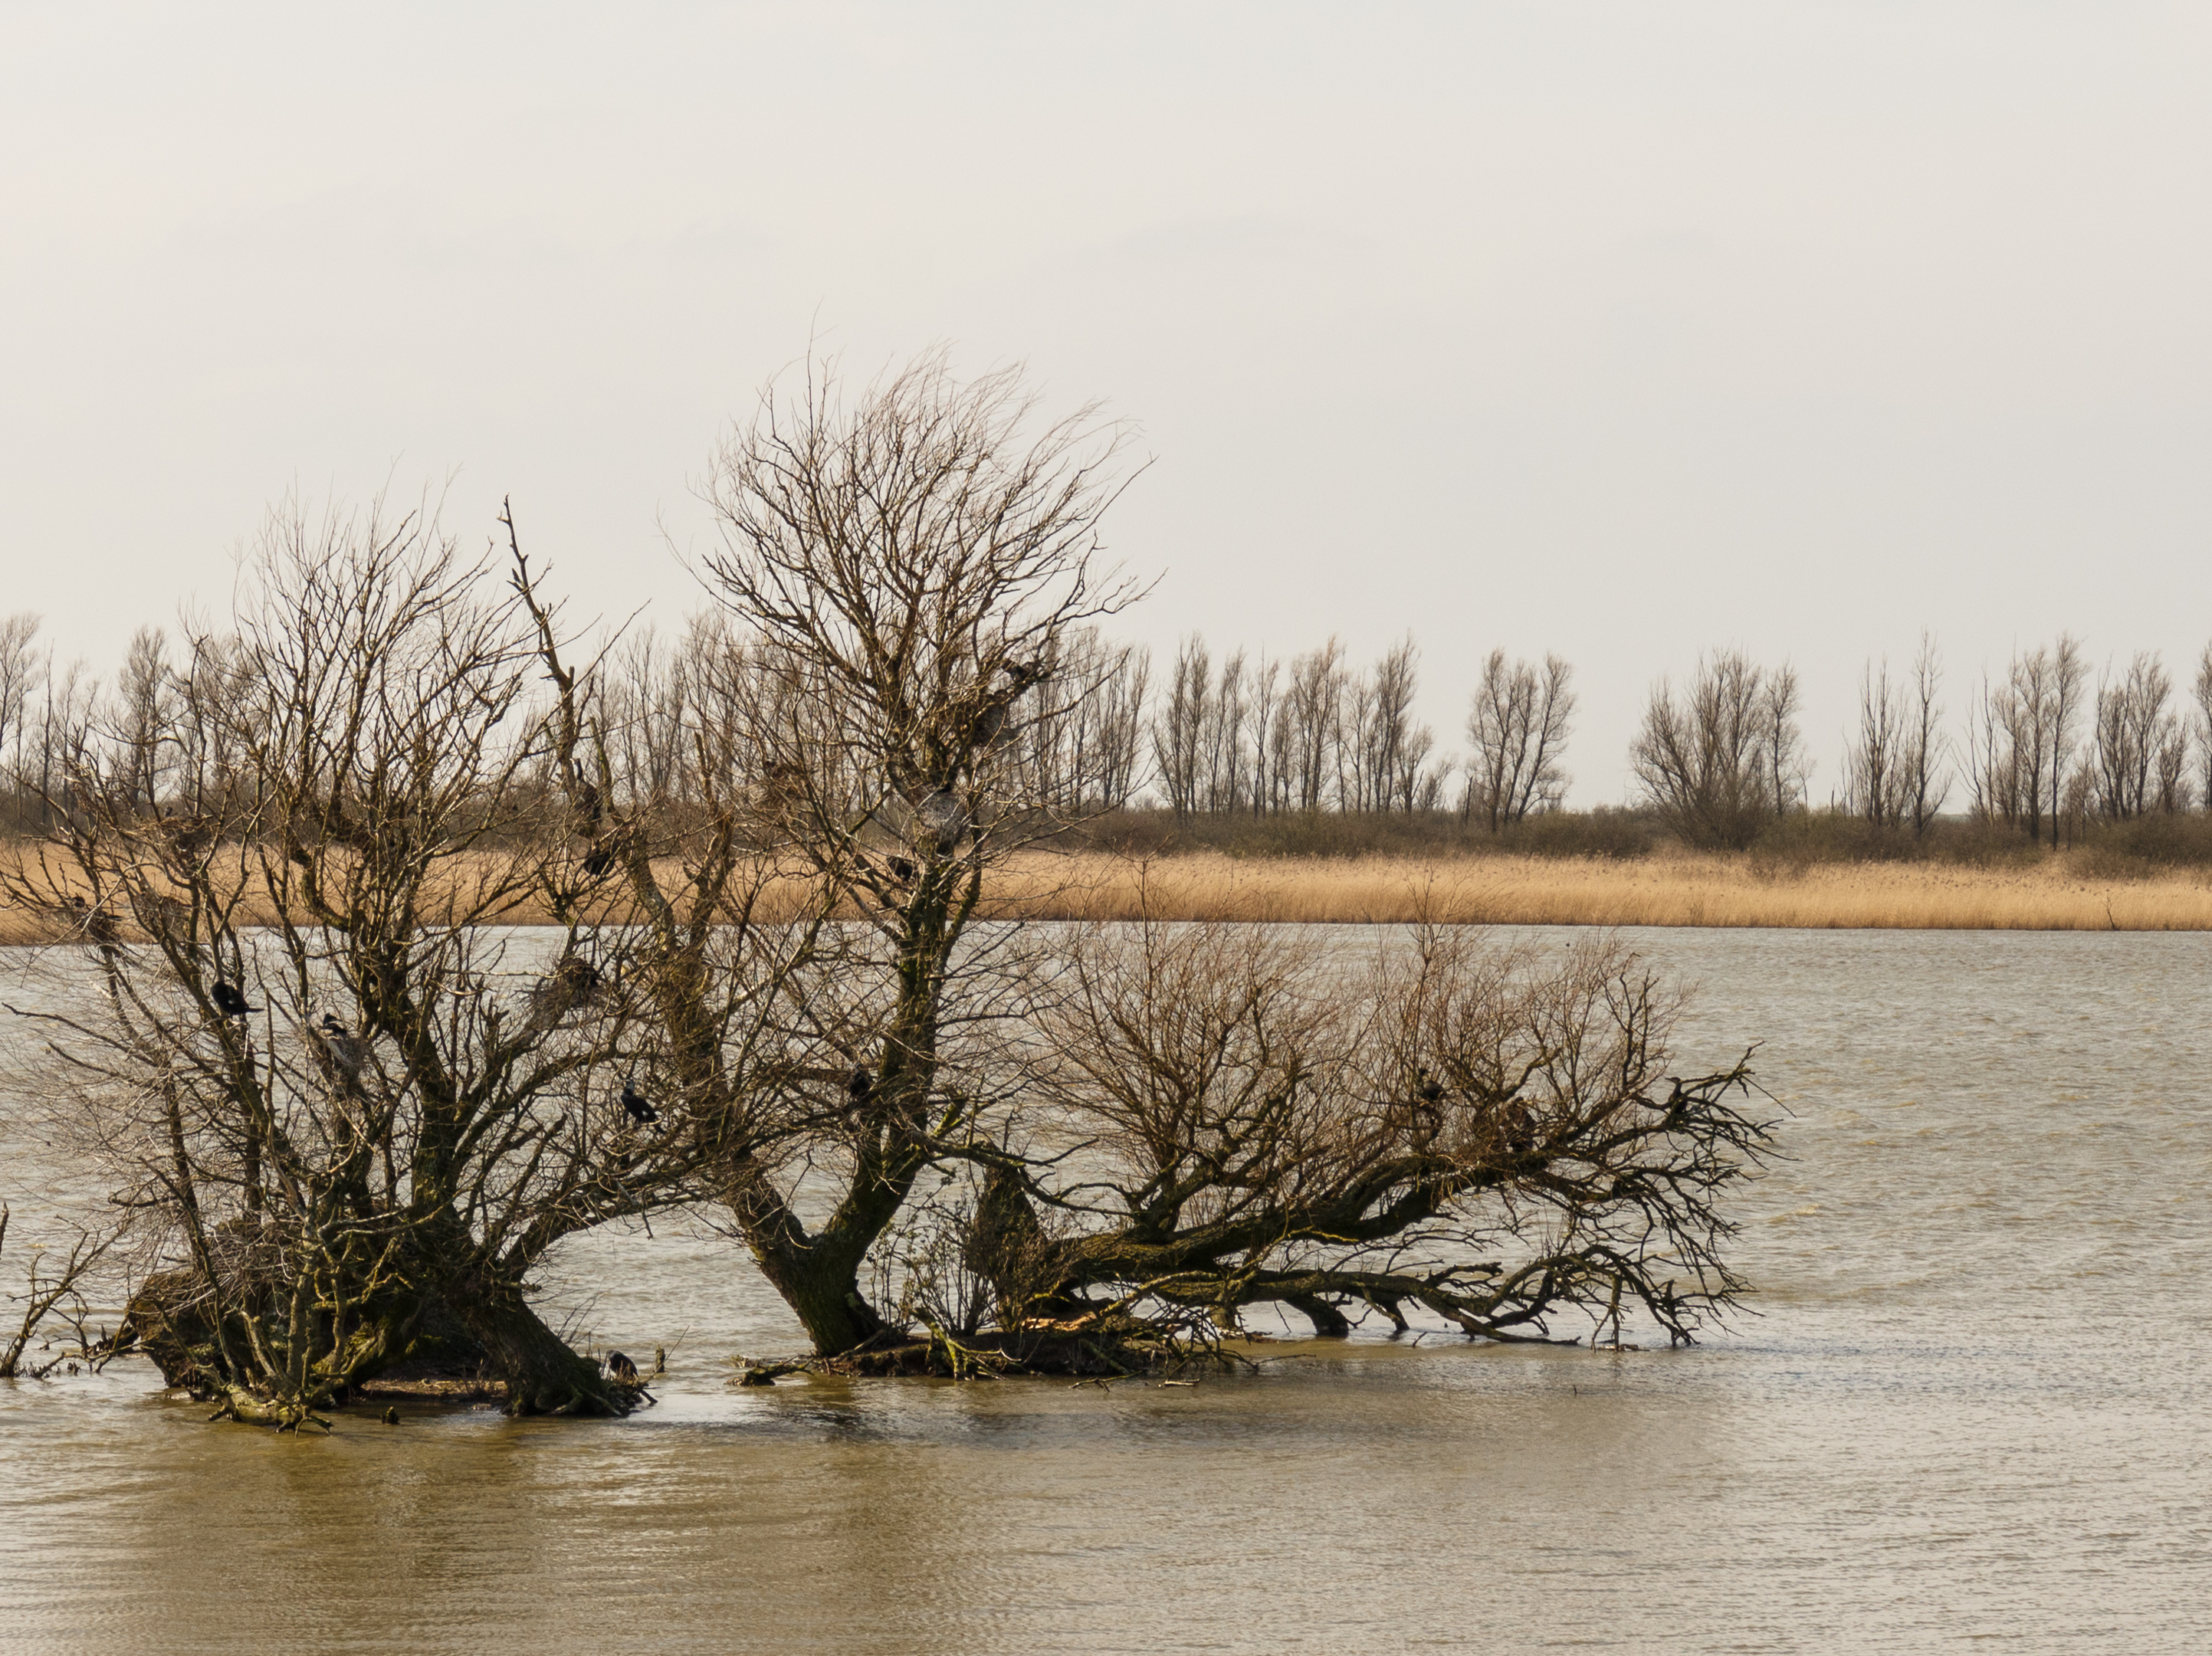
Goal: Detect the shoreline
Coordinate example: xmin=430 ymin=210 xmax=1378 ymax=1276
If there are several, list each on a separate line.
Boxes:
xmin=8 ymin=848 xmax=2212 ymax=937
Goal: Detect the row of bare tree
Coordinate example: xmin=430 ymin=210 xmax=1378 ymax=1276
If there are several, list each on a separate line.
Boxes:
xmin=0 ymin=355 xmax=1771 ymax=1428
xmin=13 ymin=594 xmax=2212 ymax=857
xmin=1624 ymin=635 xmax=2212 ymax=850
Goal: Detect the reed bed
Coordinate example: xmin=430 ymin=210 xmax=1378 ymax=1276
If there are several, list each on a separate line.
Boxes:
xmin=8 ymin=844 xmax=2212 ymax=940
xmin=985 ymin=851 xmax=2212 ymax=930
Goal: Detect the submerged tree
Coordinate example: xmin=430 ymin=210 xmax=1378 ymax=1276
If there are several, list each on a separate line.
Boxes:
xmin=3 ymin=355 xmax=1780 ymax=1415
xmin=2 ymin=496 xmax=802 ymax=1424
xmin=651 ymin=351 xmax=1150 ymax=1356
xmin=859 ymin=917 xmax=1771 ymax=1366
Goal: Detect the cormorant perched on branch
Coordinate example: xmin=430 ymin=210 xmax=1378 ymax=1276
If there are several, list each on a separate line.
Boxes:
xmin=888 ymin=856 xmax=917 ymax=884
xmin=847 ymin=1066 xmax=874 ymax=1108
xmin=966 ymin=659 xmax=1049 ymax=751
xmin=316 ymin=1013 xmax=366 ymax=1078
xmin=605 ymin=1350 xmax=640 ymax=1384
xmin=528 ymin=955 xmax=606 ymax=1028
xmin=1502 ymin=1100 xmax=1538 ymax=1156
xmin=210 ymin=981 xmax=259 ymax=1018
xmin=1409 ymin=1073 xmax=1445 ymax=1140
xmin=570 ymin=759 xmax=602 ymax=833
xmin=619 ymin=1084 xmax=659 ymax=1126
xmin=583 ymin=846 xmax=615 ymax=878
xmin=64 ymin=895 xmax=123 ymax=949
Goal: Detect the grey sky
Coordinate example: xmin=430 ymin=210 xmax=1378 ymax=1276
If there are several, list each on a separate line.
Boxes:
xmin=5 ymin=3 xmax=2207 ymax=803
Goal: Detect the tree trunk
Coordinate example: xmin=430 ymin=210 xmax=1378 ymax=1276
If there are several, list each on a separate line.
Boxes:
xmin=750 ymin=1242 xmax=890 ymax=1356
xmin=1282 ymin=1293 xmax=1353 ymax=1337
xmin=454 ymin=1274 xmax=630 ymax=1415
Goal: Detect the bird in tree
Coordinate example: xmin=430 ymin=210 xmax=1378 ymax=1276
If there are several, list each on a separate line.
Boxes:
xmin=315 ymin=1013 xmax=366 ymax=1078
xmin=963 ymin=658 xmax=1050 ymax=755
xmin=847 ymin=1065 xmax=874 ymax=1109
xmin=605 ymin=1350 xmax=640 ymax=1385
xmin=619 ymin=1084 xmax=659 ymax=1126
xmin=582 ymin=846 xmax=614 ymax=878
xmin=1502 ymin=1100 xmax=1538 ymax=1156
xmin=64 ymin=895 xmax=123 ymax=949
xmin=210 ymin=980 xmax=260 ymax=1018
xmin=570 ymin=759 xmax=603 ymax=835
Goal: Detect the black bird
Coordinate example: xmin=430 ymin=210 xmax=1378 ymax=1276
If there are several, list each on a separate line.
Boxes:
xmin=583 ymin=846 xmax=614 ymax=877
xmin=619 ymin=1084 xmax=659 ymax=1126
xmin=210 ymin=980 xmax=259 ymax=1018
xmin=1502 ymin=1100 xmax=1538 ymax=1157
xmin=1416 ymin=1078 xmax=1444 ymax=1105
xmin=888 ymin=856 xmax=917 ymax=884
xmin=570 ymin=760 xmax=603 ymax=831
xmin=847 ymin=1065 xmax=874 ymax=1107
xmin=605 ymin=1350 xmax=640 ymax=1385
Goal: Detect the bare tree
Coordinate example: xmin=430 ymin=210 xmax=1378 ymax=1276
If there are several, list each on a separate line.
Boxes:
xmin=0 ymin=612 xmax=39 ymax=829
xmin=2090 ymin=652 xmax=2186 ymax=819
xmin=1629 ymin=650 xmax=1797 ymax=850
xmin=1283 ymin=637 xmax=1347 ymax=812
xmin=0 ymin=494 xmax=747 ymax=1425
xmin=1246 ymin=654 xmax=1282 ymax=817
xmin=1021 ymin=626 xmax=1149 ymax=812
xmin=1968 ymin=635 xmax=2089 ymax=844
xmin=1357 ymin=635 xmax=1433 ymax=813
xmin=687 ymin=351 xmax=1147 ymax=1356
xmin=1759 ymin=663 xmax=1808 ymax=816
xmin=113 ymin=625 xmax=174 ymax=816
xmin=1154 ymin=635 xmax=1209 ymax=821
xmin=2194 ymin=642 xmax=2212 ymax=812
xmin=1464 ymin=650 xmax=1575 ymax=831
xmin=924 ymin=917 xmax=1773 ymax=1360
xmin=0 ymin=1202 xmax=117 ymax=1380
xmin=1844 ymin=657 xmax=1908 ymax=829
xmin=1903 ymin=633 xmax=1951 ymax=834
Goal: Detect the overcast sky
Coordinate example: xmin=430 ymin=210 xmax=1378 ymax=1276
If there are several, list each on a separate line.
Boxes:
xmin=5 ymin=3 xmax=2208 ymax=802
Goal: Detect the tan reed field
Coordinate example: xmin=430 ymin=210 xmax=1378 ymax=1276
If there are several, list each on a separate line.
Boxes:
xmin=978 ymin=850 xmax=2212 ymax=930
xmin=8 ymin=842 xmax=2212 ymax=940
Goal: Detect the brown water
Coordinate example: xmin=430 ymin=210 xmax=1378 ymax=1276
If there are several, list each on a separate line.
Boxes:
xmin=2 ymin=929 xmax=2207 ymax=1654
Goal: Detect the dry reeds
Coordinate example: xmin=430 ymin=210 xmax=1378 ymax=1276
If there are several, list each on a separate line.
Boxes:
xmin=977 ymin=850 xmax=2212 ymax=930
xmin=10 ymin=842 xmax=2212 ymax=938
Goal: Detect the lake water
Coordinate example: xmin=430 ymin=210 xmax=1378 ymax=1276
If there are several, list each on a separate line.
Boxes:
xmin=2 ymin=929 xmax=2207 ymax=1654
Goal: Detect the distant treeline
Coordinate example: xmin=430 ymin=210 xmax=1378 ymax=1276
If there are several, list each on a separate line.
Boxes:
xmin=5 ymin=605 xmax=2210 ymax=862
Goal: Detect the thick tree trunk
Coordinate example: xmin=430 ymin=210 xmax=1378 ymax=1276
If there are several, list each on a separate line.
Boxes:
xmin=451 ymin=1273 xmax=631 ymax=1415
xmin=749 ymin=1242 xmax=890 ymax=1356
xmin=1282 ymin=1293 xmax=1353 ymax=1338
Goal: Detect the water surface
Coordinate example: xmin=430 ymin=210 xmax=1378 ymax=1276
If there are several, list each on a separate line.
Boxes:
xmin=2 ymin=929 xmax=2207 ymax=1653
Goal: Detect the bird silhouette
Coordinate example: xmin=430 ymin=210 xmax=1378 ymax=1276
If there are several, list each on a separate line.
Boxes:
xmin=528 ymin=955 xmax=605 ymax=1028
xmin=619 ymin=1084 xmax=659 ymax=1125
xmin=1502 ymin=1100 xmax=1538 ymax=1156
xmin=583 ymin=846 xmax=615 ymax=877
xmin=605 ymin=1350 xmax=640 ymax=1384
xmin=317 ymin=1013 xmax=366 ymax=1077
xmin=210 ymin=980 xmax=259 ymax=1018
xmin=847 ymin=1065 xmax=874 ymax=1107
xmin=570 ymin=760 xmax=602 ymax=832
xmin=64 ymin=895 xmax=123 ymax=948
xmin=888 ymin=856 xmax=917 ymax=884
xmin=964 ymin=659 xmax=1050 ymax=753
